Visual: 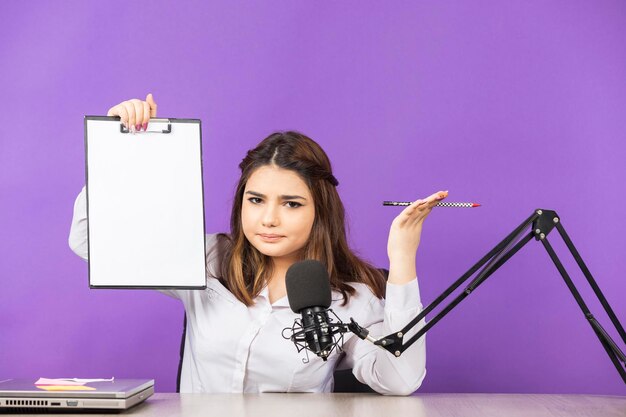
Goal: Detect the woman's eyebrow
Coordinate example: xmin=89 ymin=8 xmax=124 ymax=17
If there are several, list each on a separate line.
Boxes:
xmin=281 ymin=194 xmax=307 ymax=201
xmin=245 ymin=191 xmax=307 ymax=200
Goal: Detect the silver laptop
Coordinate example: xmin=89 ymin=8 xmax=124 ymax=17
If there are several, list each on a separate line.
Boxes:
xmin=0 ymin=378 xmax=154 ymax=412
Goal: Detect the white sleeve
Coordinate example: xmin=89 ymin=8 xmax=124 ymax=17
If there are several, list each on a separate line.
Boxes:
xmin=68 ymin=186 xmax=89 ymax=261
xmin=343 ymin=278 xmax=427 ymax=396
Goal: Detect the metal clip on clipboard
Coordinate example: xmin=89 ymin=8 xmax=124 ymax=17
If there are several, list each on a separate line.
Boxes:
xmin=120 ymin=118 xmax=172 ymax=134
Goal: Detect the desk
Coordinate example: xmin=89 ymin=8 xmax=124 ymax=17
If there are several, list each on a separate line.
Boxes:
xmin=9 ymin=393 xmax=626 ymax=417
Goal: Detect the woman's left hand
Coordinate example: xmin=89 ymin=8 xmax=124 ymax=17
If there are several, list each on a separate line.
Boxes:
xmin=387 ymin=190 xmax=448 ymax=283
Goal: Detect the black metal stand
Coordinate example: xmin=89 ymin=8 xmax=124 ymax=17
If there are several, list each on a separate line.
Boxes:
xmin=351 ymin=209 xmax=626 ymax=384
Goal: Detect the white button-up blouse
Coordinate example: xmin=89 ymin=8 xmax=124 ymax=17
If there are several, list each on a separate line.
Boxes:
xmin=68 ymin=187 xmax=427 ymax=395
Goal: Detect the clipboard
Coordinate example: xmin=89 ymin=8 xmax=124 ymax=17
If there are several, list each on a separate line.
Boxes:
xmin=84 ymin=116 xmax=207 ymax=289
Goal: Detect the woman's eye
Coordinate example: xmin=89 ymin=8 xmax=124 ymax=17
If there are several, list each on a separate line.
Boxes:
xmin=248 ymin=197 xmax=262 ymax=204
xmin=285 ymin=201 xmax=302 ymax=208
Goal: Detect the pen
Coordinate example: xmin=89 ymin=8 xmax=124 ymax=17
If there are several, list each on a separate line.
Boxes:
xmin=383 ymin=201 xmax=481 ymax=208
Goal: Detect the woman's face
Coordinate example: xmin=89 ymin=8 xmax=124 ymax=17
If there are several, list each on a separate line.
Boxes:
xmin=242 ymin=165 xmax=315 ymax=264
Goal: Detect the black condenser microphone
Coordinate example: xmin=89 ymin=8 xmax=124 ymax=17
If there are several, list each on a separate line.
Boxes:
xmin=285 ymin=260 xmax=337 ymax=361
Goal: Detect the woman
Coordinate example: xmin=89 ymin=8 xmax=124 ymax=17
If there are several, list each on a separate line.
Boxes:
xmin=69 ymin=93 xmax=448 ymax=395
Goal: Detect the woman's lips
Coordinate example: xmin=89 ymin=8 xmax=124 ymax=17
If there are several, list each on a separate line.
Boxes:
xmin=258 ymin=234 xmax=284 ymax=243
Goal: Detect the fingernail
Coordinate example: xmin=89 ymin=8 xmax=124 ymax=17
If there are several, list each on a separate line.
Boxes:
xmin=136 ymin=124 xmax=141 ymax=131
xmin=142 ymin=122 xmax=148 ymax=131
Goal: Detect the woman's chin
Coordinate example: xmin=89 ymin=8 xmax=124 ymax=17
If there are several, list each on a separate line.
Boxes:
xmin=251 ymin=240 xmax=303 ymax=262
xmin=251 ymin=242 xmax=286 ymax=258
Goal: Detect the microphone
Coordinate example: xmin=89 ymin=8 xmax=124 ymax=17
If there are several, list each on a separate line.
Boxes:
xmin=284 ymin=260 xmax=344 ymax=361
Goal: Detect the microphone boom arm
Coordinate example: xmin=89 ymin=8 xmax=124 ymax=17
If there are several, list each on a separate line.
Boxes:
xmin=355 ymin=209 xmax=626 ymax=384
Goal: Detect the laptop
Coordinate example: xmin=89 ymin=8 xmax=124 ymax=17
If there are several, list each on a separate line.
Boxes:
xmin=0 ymin=378 xmax=154 ymax=412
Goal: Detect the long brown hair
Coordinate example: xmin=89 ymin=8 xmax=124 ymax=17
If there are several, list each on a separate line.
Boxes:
xmin=215 ymin=131 xmax=385 ymax=306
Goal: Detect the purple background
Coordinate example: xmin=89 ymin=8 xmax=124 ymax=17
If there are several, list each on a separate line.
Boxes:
xmin=1 ymin=1 xmax=625 ymax=395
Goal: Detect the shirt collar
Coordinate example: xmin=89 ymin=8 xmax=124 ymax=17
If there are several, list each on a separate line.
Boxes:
xmin=257 ymin=285 xmax=291 ymax=309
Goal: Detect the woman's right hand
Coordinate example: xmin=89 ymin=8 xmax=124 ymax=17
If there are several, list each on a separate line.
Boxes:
xmin=106 ymin=93 xmax=158 ymax=132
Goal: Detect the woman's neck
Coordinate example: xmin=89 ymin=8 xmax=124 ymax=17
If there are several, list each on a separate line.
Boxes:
xmin=266 ymin=256 xmax=298 ymax=304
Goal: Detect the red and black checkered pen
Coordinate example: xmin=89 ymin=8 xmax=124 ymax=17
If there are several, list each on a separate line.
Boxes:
xmin=383 ymin=201 xmax=481 ymax=208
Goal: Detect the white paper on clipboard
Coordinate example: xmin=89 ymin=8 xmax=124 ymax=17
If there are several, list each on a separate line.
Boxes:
xmin=84 ymin=116 xmax=206 ymax=288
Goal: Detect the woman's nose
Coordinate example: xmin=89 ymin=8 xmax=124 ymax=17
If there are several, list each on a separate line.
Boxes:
xmin=261 ymin=205 xmax=280 ymax=227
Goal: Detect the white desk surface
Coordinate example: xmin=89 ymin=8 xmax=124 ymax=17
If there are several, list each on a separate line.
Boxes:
xmin=13 ymin=392 xmax=625 ymax=417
